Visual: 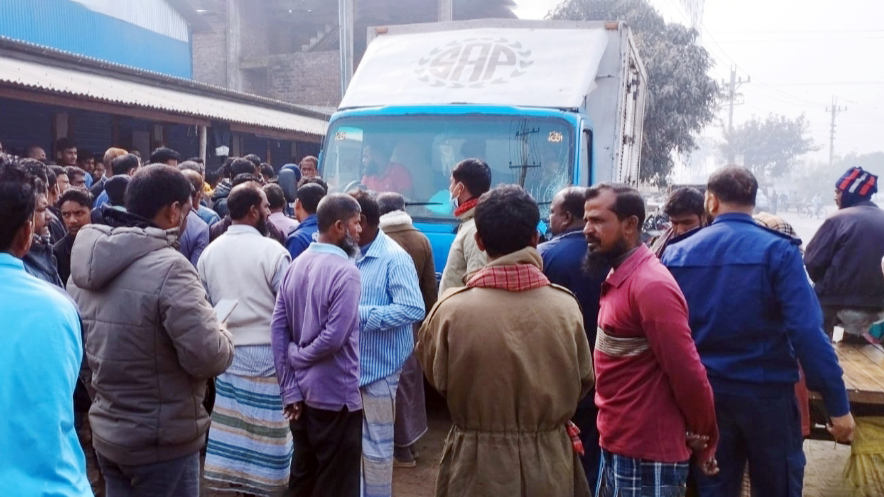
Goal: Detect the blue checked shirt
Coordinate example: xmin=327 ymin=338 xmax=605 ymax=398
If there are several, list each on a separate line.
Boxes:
xmin=356 ymin=230 xmax=425 ymax=386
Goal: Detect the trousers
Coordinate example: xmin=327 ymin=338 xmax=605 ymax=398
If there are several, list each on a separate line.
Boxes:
xmin=96 ymin=452 xmax=200 ymax=497
xmin=289 ymin=405 xmax=363 ymax=497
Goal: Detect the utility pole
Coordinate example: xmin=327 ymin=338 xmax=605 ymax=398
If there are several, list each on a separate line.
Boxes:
xmin=721 ymin=65 xmax=750 ymax=163
xmin=338 ymin=0 xmax=355 ymax=97
xmin=826 ymin=96 xmax=847 ymax=167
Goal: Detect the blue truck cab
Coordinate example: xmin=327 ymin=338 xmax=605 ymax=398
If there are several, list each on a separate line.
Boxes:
xmin=318 ymin=19 xmax=646 ymax=275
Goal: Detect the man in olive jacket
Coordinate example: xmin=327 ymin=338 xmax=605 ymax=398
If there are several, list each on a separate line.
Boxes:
xmin=68 ymin=165 xmax=235 ymax=496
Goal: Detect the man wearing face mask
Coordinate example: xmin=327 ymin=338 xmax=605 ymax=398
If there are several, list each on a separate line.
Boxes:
xmin=271 ymin=194 xmax=364 ymax=497
xmin=198 ymin=182 xmax=294 ymax=495
xmin=68 ymin=165 xmax=235 ymax=497
xmin=438 ymin=159 xmax=492 ymax=295
xmin=585 ymin=184 xmax=719 ymax=496
xmin=662 ymin=166 xmax=854 ymax=497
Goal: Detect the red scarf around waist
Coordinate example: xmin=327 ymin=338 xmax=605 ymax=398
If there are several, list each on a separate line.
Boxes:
xmin=466 ymin=263 xmax=550 ymax=292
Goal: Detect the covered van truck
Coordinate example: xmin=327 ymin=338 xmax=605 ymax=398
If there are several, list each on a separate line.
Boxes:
xmin=318 ymin=19 xmax=647 ymax=274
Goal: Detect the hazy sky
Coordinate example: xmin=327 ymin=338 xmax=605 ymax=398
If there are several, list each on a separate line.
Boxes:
xmin=512 ymin=0 xmax=884 ymax=162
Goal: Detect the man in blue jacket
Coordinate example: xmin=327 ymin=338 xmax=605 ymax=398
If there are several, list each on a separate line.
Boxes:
xmin=285 ymin=180 xmax=327 ymax=260
xmin=662 ymin=166 xmax=854 ymax=497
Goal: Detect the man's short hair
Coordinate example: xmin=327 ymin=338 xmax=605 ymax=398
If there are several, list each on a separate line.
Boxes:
xmin=25 ymin=144 xmax=45 ymax=159
xmin=298 ymin=182 xmax=327 ymax=215
xmin=707 ymin=166 xmax=758 ymax=207
xmin=105 ymin=176 xmax=129 ymax=206
xmin=180 ymin=169 xmax=204 ymax=197
xmin=585 ymin=183 xmax=646 ymax=228
xmin=65 ymin=166 xmax=87 ymax=181
xmin=558 ymin=186 xmax=586 ymax=220
xmin=178 ymin=160 xmax=203 ymax=175
xmin=474 ymin=185 xmax=539 ymax=258
xmin=298 ymin=177 xmax=328 ymax=191
xmin=111 ymin=154 xmax=139 ymax=176
xmin=317 ymin=194 xmax=361 ymax=233
xmin=55 ymin=137 xmax=76 ymax=152
xmin=19 ymin=158 xmax=48 ymax=184
xmin=452 ymin=159 xmax=492 ymax=198
xmin=125 ymin=165 xmax=193 ymax=221
xmin=349 ymin=189 xmax=381 ymax=227
xmin=230 ymin=157 xmax=258 ymax=177
xmin=243 ymin=154 xmax=262 ymax=169
xmin=664 ymin=187 xmax=705 ymax=218
xmin=232 ymin=173 xmax=263 ymax=187
xmin=227 ymin=183 xmax=264 ymax=221
xmin=49 ymin=165 xmax=66 ymax=181
xmin=377 ymin=192 xmax=406 ymax=216
xmin=0 ymin=160 xmax=37 ymax=251
xmin=149 ymin=147 xmax=181 ymax=165
xmin=300 ymin=156 xmax=318 ymax=167
xmin=264 ymin=183 xmax=287 ymax=210
xmin=59 ymin=187 xmax=92 ymax=208
xmin=260 ymin=163 xmax=275 ymax=179
xmin=103 ymin=147 xmax=128 ymax=168
xmin=76 ymin=149 xmax=93 ymax=164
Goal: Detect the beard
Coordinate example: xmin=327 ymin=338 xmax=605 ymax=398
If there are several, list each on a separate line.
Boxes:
xmin=338 ymin=231 xmax=360 ymax=258
xmin=255 ymin=215 xmax=269 ymax=237
xmin=581 ymin=235 xmax=628 ymax=278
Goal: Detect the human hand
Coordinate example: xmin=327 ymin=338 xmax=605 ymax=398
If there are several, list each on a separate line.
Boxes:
xmin=283 ymin=402 xmax=303 ymax=422
xmin=827 ymin=412 xmax=856 ymax=444
xmin=686 ymin=432 xmax=710 ymax=452
xmin=696 ymin=456 xmax=719 ymax=476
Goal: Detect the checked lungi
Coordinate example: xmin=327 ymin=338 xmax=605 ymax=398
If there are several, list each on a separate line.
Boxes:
xmin=204 ymin=346 xmax=294 ymax=496
xmin=597 ymin=449 xmax=689 ymax=497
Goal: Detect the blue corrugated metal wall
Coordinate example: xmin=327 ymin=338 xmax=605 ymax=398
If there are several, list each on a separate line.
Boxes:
xmin=0 ymin=0 xmax=192 ymax=78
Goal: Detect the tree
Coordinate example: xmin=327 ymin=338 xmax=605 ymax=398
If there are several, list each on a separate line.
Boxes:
xmin=551 ymin=0 xmax=718 ymax=185
xmin=719 ymin=114 xmax=816 ymax=178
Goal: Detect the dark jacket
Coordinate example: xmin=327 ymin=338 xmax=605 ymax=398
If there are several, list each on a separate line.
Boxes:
xmin=284 ymin=215 xmax=319 ymax=260
xmin=90 ymin=205 xmax=147 ymax=229
xmin=663 ymin=213 xmax=850 ymax=417
xmin=89 ymin=176 xmax=107 ymax=200
xmin=211 ymin=179 xmax=232 ymax=218
xmin=47 ymin=206 xmax=66 ymax=245
xmin=67 ymin=221 xmax=234 ymax=466
xmin=538 ymin=229 xmax=607 ymax=410
xmin=53 ymin=232 xmax=75 ymax=286
xmin=805 ymin=200 xmax=884 ymax=309
xmin=23 ymin=236 xmax=63 ymax=287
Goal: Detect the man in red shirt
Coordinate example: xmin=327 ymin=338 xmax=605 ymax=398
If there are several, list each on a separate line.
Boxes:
xmin=583 ymin=184 xmax=718 ymax=496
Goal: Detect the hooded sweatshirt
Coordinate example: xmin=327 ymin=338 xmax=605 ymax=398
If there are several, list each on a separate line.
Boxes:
xmin=67 ymin=222 xmax=235 ymax=465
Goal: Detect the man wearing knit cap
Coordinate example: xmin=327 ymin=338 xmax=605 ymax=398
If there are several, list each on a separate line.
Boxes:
xmin=806 ymin=167 xmax=884 ymax=342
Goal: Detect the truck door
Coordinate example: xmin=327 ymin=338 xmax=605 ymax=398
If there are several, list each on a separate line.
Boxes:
xmin=580 ymin=127 xmax=592 ymax=186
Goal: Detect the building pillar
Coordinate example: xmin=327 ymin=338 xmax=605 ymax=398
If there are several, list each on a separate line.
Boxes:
xmin=199 ymin=125 xmax=208 ymax=162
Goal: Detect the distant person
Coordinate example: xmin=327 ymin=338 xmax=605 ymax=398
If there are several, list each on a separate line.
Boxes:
xmin=199 ymin=182 xmax=293 ymax=495
xmin=350 ymin=189 xmax=424 ymax=497
xmin=51 ymin=164 xmax=71 ymax=195
xmin=361 ymin=143 xmax=413 ymax=196
xmin=92 ymin=157 xmax=106 ymax=183
xmin=0 ymin=159 xmax=93 ymax=497
xmin=260 ymin=162 xmax=275 ymax=184
xmin=806 ymin=167 xmax=884 ymax=342
xmin=300 ymin=155 xmax=319 ymax=179
xmin=418 ymin=185 xmax=593 ymax=497
xmin=271 ymin=194 xmax=364 ymax=497
xmin=66 ymin=166 xmax=88 ymax=189
xmin=212 ymin=158 xmax=257 ymax=218
xmin=22 ymin=175 xmax=63 ymax=287
xmin=586 ymin=184 xmax=718 ymax=495
xmin=285 ymin=180 xmax=327 ymax=259
xmin=265 ymin=183 xmax=299 ymax=236
xmin=94 ymin=153 xmax=139 ymax=208
xmin=77 ymin=149 xmax=95 ymax=187
xmin=22 ymin=160 xmax=65 ymax=243
xmin=537 ymin=186 xmax=606 ymax=486
xmin=53 ymin=187 xmax=92 ymax=284
xmin=663 ymin=166 xmax=854 ymax=496
xmin=26 ymin=144 xmax=47 ymax=161
xmin=89 ymin=147 xmax=127 ymax=200
xmin=68 ymin=165 xmax=235 ymax=497
xmin=91 ymin=176 xmax=132 ymax=227
xmin=438 ymin=159 xmax=491 ymax=295
xmin=177 ymin=171 xmax=210 ymax=267
xmin=648 ymin=187 xmax=706 ymax=258
xmin=149 ymin=147 xmax=181 ymax=167
xmin=56 ymin=137 xmax=78 ymax=167
xmin=244 ymin=154 xmax=263 ymax=172
xmin=179 ymin=162 xmax=221 ymax=227
xmin=377 ymin=192 xmax=437 ymax=468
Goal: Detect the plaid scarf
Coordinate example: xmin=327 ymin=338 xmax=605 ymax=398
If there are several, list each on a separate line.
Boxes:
xmin=466 ymin=263 xmax=550 ymax=291
xmin=454 ymin=197 xmax=480 ymax=218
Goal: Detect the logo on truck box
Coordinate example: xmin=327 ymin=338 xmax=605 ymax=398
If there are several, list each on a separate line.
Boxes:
xmin=415 ymin=37 xmax=533 ymax=89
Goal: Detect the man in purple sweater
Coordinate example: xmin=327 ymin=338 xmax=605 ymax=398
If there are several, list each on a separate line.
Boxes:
xmin=271 ymin=193 xmax=364 ymax=497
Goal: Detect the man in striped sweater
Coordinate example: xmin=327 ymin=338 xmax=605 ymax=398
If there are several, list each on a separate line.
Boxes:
xmin=349 ymin=189 xmax=425 ymax=497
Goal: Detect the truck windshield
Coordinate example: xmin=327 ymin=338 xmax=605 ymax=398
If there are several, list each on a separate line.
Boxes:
xmin=320 ymin=115 xmax=573 ymax=220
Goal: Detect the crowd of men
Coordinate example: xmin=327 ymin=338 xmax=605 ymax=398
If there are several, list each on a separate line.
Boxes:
xmin=1 ymin=135 xmax=881 ymax=497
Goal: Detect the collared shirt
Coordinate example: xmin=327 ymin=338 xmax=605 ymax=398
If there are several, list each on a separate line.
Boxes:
xmin=178 ymin=210 xmax=209 ymax=267
xmin=664 ymin=212 xmax=850 ymax=417
xmin=356 ymin=230 xmax=425 ymax=386
xmin=285 ymin=214 xmax=318 ymax=260
xmin=269 ymin=211 xmax=299 ymax=237
xmin=271 ymin=242 xmax=363 ymax=410
xmin=595 ymin=244 xmax=717 ymax=463
xmin=0 ymin=253 xmax=92 ymax=496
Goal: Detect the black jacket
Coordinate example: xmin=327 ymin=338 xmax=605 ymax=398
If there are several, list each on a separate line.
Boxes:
xmin=53 ymin=232 xmax=75 ymax=286
xmin=23 ymin=236 xmax=63 ymax=288
xmin=805 ymin=200 xmax=884 ymax=308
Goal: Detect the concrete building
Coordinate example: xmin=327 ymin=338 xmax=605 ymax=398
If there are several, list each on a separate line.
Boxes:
xmin=188 ymin=0 xmax=516 ymax=108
